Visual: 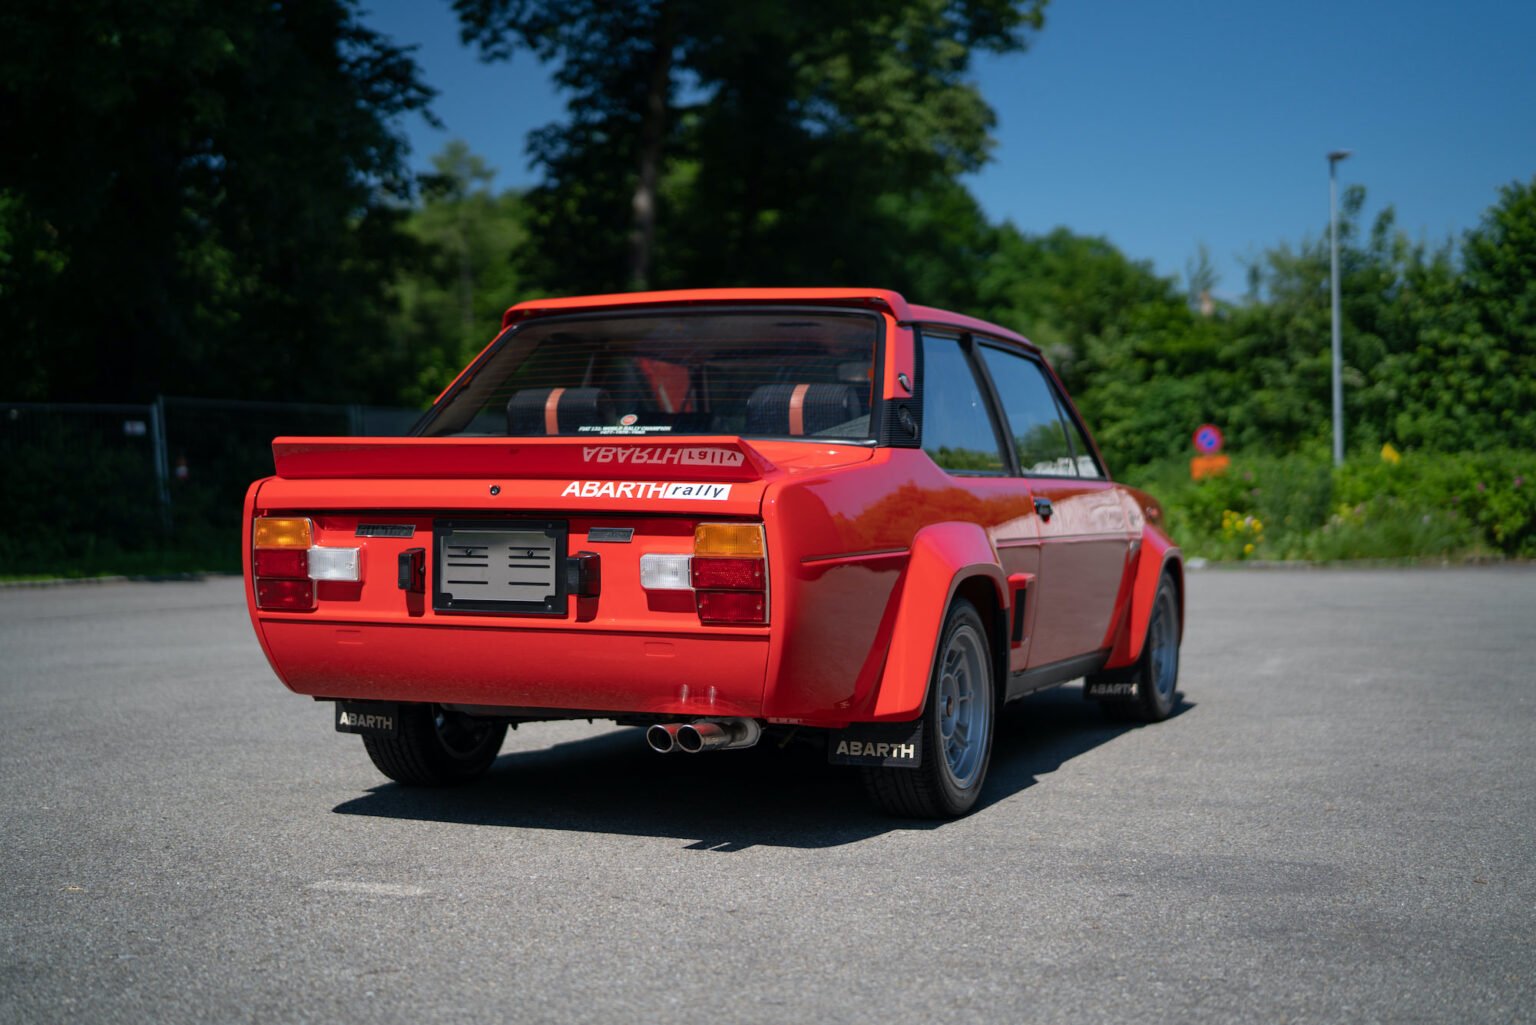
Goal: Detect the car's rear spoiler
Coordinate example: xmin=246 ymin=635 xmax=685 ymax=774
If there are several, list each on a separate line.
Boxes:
xmin=269 ymin=436 xmax=777 ymax=482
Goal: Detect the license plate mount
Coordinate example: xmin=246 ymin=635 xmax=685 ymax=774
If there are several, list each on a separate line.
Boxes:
xmin=433 ymin=518 xmax=569 ymax=615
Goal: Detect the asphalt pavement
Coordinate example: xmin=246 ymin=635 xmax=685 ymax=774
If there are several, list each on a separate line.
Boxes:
xmin=1 ymin=567 xmax=1533 ymax=1024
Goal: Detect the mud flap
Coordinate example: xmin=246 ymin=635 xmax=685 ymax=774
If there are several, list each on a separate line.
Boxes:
xmin=334 ymin=701 xmax=401 ymax=737
xmin=827 ymin=721 xmax=923 ymax=768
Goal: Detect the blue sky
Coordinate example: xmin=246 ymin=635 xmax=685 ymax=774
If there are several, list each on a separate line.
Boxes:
xmin=361 ymin=0 xmax=1536 ymax=299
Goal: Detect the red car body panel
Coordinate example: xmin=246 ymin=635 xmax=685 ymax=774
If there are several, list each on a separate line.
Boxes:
xmin=243 ymin=288 xmax=1179 ymax=730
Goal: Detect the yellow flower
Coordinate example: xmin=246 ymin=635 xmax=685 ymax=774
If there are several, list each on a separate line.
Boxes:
xmin=1243 ymin=543 xmax=1255 ymax=555
xmin=1381 ymin=443 xmax=1401 ymax=465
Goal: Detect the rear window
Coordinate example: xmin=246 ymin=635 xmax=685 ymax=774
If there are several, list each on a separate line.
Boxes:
xmin=418 ymin=309 xmax=881 ymax=441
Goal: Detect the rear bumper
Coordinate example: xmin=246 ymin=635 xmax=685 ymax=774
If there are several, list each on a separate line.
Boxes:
xmin=260 ymin=619 xmax=770 ymax=718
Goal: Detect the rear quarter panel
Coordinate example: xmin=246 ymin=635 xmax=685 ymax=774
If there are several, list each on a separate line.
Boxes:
xmin=759 ymin=449 xmax=1031 ymax=722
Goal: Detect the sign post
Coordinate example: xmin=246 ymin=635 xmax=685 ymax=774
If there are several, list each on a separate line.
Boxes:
xmin=1190 ymin=423 xmax=1230 ymax=480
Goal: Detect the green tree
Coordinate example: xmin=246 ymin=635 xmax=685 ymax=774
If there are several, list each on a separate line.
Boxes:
xmin=1061 ymin=177 xmax=1536 ymax=473
xmin=1359 ymin=176 xmax=1536 ymax=453
xmin=452 ymin=0 xmax=1047 ymax=293
xmin=1463 ymin=176 xmax=1536 ymax=353
xmin=1222 ymin=182 xmax=1535 ymax=460
xmin=387 ymin=142 xmax=529 ymax=406
xmin=0 ymin=0 xmax=433 ymax=403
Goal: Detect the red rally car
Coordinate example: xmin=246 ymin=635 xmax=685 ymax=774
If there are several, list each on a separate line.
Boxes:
xmin=244 ymin=288 xmax=1183 ymax=818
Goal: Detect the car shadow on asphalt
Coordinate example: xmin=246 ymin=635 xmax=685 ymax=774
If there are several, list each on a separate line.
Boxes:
xmin=330 ymin=684 xmax=1194 ymax=850
xmin=979 ymin=687 xmax=1194 ymax=816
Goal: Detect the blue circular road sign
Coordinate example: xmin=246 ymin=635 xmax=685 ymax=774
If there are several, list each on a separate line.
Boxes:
xmin=1194 ymin=423 xmax=1224 ymax=454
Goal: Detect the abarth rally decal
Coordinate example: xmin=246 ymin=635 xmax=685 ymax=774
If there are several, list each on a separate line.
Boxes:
xmin=581 ymin=445 xmax=746 ymax=467
xmin=560 ymin=481 xmax=732 ymax=500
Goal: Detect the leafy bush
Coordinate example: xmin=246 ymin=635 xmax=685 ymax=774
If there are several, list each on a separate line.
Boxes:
xmin=1334 ymin=450 xmax=1536 ymax=557
xmin=1125 ymin=449 xmax=1536 ymax=561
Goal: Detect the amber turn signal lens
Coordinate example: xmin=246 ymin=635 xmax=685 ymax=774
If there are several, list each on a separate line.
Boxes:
xmin=693 ymin=523 xmax=764 ymax=557
xmin=254 ymin=517 xmax=313 ymax=548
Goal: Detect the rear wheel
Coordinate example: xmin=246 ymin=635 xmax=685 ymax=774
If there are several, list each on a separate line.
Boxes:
xmin=1094 ymin=575 xmax=1181 ymax=722
xmin=863 ymin=598 xmax=995 ymax=818
xmin=362 ymin=704 xmax=507 ymax=786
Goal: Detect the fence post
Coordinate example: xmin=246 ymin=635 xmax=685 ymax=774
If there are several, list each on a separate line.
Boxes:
xmin=150 ymin=395 xmax=173 ymax=534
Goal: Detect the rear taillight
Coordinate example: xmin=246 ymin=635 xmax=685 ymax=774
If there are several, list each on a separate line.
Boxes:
xmin=307 ymin=546 xmax=361 ymax=581
xmin=252 ymin=517 xmax=361 ymax=611
xmin=639 ymin=523 xmax=768 ymax=625
xmin=253 ymin=549 xmax=308 ymax=578
xmin=692 ymin=523 xmax=763 ymax=557
xmin=696 ymin=590 xmax=767 ymax=624
xmin=690 ymin=557 xmax=764 ymax=590
xmin=254 ymin=517 xmax=312 ymax=548
xmin=639 ymin=553 xmax=692 ymax=590
xmin=255 ymin=578 xmax=315 ymax=611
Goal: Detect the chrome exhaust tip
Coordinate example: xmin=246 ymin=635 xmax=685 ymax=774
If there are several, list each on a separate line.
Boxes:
xmin=645 ymin=723 xmax=683 ymax=754
xmin=676 ymin=718 xmax=762 ymax=754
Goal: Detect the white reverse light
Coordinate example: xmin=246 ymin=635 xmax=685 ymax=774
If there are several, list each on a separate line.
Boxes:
xmin=308 ymin=546 xmax=361 ymax=582
xmin=639 ymin=553 xmax=692 ymax=591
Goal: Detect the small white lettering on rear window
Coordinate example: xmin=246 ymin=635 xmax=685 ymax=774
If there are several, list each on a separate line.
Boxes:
xmin=560 ymin=481 xmax=733 ymax=501
xmin=576 ymin=425 xmax=674 ymax=434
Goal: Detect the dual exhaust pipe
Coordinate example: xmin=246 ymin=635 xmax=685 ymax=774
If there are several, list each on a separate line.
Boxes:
xmin=646 ymin=718 xmax=762 ymax=754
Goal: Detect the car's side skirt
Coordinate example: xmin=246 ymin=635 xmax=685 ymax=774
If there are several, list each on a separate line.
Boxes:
xmin=1005 ymin=650 xmax=1110 ymax=703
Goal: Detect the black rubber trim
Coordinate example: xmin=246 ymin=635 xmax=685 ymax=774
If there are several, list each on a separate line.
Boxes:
xmin=1005 ymin=650 xmax=1111 ymax=702
xmin=877 ymin=323 xmax=923 ymax=447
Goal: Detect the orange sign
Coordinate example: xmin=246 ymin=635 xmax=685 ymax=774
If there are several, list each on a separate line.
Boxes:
xmin=1190 ymin=454 xmax=1231 ymax=481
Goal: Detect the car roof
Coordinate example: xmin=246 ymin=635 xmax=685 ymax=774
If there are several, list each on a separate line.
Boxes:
xmin=500 ymin=288 xmax=1037 ymax=353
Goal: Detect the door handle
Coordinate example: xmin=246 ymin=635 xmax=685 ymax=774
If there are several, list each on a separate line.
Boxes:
xmin=1033 ymin=496 xmax=1054 ymax=520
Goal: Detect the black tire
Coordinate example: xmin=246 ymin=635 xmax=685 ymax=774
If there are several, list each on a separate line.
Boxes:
xmin=1095 ymin=575 xmax=1181 ymax=723
xmin=862 ymin=597 xmax=995 ymax=818
xmin=361 ymin=704 xmax=507 ymax=786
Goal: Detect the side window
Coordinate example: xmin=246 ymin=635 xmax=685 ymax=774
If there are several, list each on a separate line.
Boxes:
xmin=919 ymin=334 xmax=1006 ymax=474
xmin=977 ymin=345 xmax=1080 ymax=477
xmin=1057 ymin=398 xmax=1105 ymax=479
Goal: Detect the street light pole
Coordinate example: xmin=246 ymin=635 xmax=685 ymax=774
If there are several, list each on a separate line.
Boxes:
xmin=1328 ymin=149 xmax=1351 ymax=467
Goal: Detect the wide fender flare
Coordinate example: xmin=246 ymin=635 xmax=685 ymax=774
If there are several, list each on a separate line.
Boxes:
xmin=870 ymin=522 xmax=1007 ymax=722
xmin=1105 ymin=527 xmax=1183 ymax=669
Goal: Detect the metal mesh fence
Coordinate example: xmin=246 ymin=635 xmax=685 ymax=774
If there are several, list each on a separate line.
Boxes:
xmin=1 ymin=398 xmax=420 ymax=575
